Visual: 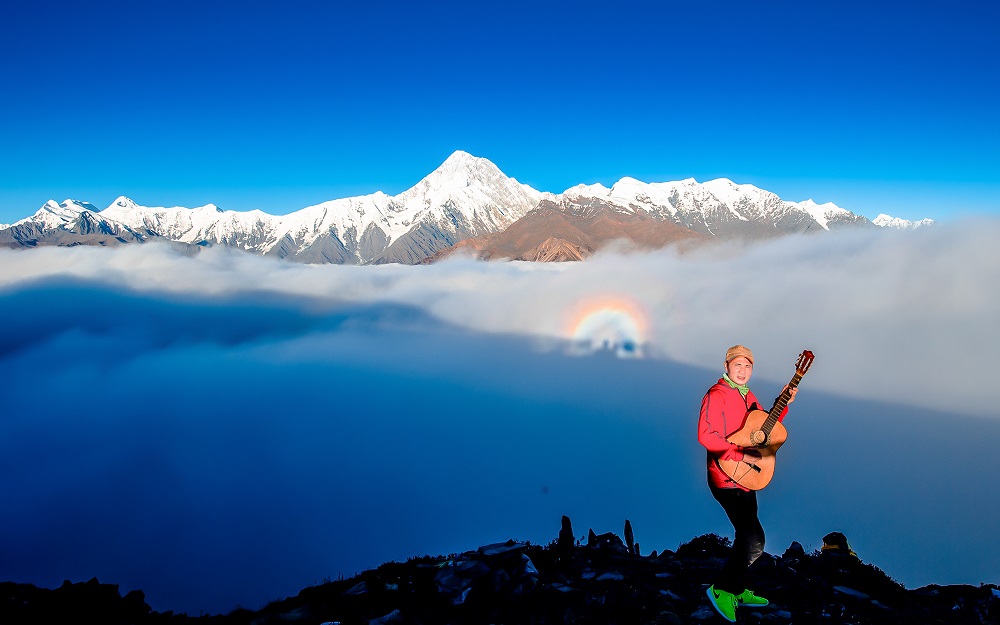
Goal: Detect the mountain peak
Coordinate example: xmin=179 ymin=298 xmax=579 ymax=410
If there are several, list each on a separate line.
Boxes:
xmin=110 ymin=196 xmax=138 ymax=211
xmin=564 ymin=182 xmax=612 ymax=197
xmin=19 ymin=199 xmax=100 ymax=229
xmin=703 ymin=176 xmax=739 ymax=187
xmin=873 ymin=214 xmax=935 ymax=229
xmin=33 ymin=199 xmax=97 ymax=217
xmin=427 ymin=151 xmax=505 ymax=183
xmin=610 ymin=176 xmax=646 ymax=191
xmin=441 ymin=149 xmax=479 ymax=165
xmin=403 ymin=151 xmax=541 ymax=208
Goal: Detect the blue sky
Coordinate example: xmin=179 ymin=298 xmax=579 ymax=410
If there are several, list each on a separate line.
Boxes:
xmin=2 ymin=0 xmax=998 ymax=224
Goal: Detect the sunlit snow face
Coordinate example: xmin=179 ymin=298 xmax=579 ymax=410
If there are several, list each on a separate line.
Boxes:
xmin=566 ymin=297 xmax=649 ymax=357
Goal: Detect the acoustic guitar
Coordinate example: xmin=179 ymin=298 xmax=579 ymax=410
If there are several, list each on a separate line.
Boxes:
xmin=717 ymin=350 xmax=814 ymax=490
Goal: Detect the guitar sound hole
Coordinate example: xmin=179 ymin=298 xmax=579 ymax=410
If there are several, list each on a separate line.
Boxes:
xmin=751 ymin=430 xmax=766 ymax=446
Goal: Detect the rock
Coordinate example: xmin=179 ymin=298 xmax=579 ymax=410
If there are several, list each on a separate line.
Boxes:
xmin=833 ymin=585 xmax=872 ymax=600
xmin=368 ymin=608 xmax=402 ymax=624
xmin=477 ymin=540 xmax=527 ymax=557
xmin=689 ymin=605 xmax=718 ymax=620
xmin=434 ymin=559 xmax=490 ymax=605
xmin=343 ymin=581 xmax=368 ymax=596
xmin=586 ymin=530 xmax=629 ymax=554
xmin=278 ymin=606 xmax=311 ymax=620
xmin=822 ymin=531 xmax=857 ymax=556
xmin=558 ymin=515 xmax=574 ymax=549
xmin=781 ymin=540 xmax=805 ymax=562
xmin=654 ymin=610 xmax=683 ymax=624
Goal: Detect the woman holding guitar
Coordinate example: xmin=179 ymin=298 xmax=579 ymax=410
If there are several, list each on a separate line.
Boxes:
xmin=698 ymin=345 xmax=800 ymax=622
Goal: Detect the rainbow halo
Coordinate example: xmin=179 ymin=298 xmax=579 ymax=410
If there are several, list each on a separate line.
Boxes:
xmin=566 ymin=297 xmax=649 ymax=358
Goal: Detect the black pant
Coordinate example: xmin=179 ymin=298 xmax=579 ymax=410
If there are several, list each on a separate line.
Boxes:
xmin=710 ymin=484 xmax=765 ymax=594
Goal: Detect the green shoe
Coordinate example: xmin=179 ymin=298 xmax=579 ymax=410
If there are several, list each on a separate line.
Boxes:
xmin=707 ymin=585 xmax=737 ymax=622
xmin=737 ymin=588 xmax=769 ymax=606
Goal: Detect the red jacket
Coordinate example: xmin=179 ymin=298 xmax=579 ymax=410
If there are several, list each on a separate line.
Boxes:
xmin=697 ymin=379 xmax=787 ymax=491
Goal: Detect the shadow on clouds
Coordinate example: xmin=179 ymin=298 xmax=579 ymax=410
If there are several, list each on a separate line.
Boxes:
xmin=0 ymin=219 xmax=997 ymax=614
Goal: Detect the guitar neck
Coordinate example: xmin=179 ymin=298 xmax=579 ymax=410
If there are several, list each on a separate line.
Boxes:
xmin=761 ymin=371 xmax=803 ymax=432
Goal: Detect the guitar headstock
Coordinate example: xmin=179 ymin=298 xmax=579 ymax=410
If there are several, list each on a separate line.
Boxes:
xmin=795 ymin=350 xmax=815 ymax=375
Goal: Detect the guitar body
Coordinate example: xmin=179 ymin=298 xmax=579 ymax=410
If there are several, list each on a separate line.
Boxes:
xmin=717 ymin=409 xmax=788 ymax=491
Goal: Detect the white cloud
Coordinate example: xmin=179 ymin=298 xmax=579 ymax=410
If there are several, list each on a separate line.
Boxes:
xmin=5 ymin=219 xmax=994 ymax=416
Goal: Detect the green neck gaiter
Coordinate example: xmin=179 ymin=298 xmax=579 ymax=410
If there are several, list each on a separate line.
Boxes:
xmin=723 ymin=373 xmax=750 ymax=398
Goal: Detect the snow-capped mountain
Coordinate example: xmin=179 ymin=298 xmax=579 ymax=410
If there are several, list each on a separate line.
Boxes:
xmin=0 ymin=151 xmax=927 ymax=262
xmin=1 ymin=199 xmax=152 ymax=248
xmin=872 ymin=213 xmax=936 ymax=229
xmin=560 ymin=177 xmax=871 ymax=238
xmin=15 ymin=151 xmax=543 ymax=263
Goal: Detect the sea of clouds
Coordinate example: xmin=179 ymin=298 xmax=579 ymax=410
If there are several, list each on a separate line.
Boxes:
xmin=1 ymin=219 xmax=998 ymax=614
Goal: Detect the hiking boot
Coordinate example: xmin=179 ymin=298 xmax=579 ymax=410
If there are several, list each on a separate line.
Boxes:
xmin=737 ymin=588 xmax=769 ymax=606
xmin=707 ymin=585 xmax=737 ymax=622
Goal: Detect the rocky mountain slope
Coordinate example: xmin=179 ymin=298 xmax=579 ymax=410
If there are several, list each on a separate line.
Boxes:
xmin=1 ymin=152 xmax=932 ymax=264
xmin=2 ymin=517 xmax=996 ymax=624
xmin=427 ymin=196 xmax=711 ymax=262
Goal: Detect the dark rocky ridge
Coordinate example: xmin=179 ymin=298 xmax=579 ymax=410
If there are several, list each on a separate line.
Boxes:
xmin=2 ymin=517 xmax=997 ymax=625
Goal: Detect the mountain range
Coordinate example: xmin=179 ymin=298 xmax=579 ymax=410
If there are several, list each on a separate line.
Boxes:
xmin=0 ymin=151 xmax=933 ymax=264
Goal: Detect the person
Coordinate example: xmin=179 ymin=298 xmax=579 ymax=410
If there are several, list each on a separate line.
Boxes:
xmin=697 ymin=345 xmax=797 ymax=622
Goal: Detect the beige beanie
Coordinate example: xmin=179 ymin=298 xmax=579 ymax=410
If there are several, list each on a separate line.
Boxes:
xmin=725 ymin=344 xmax=754 ymax=365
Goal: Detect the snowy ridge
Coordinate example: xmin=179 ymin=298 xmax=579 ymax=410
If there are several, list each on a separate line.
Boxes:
xmin=279 ymin=192 xmax=394 ymax=252
xmin=560 ymin=176 xmax=843 ymax=234
xmin=41 ymin=152 xmax=545 ymax=262
xmin=3 ymin=151 xmax=931 ymax=262
xmin=789 ymin=199 xmax=850 ymax=230
xmin=19 ymin=199 xmax=104 ymax=230
xmin=872 ymin=213 xmax=935 ymax=229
